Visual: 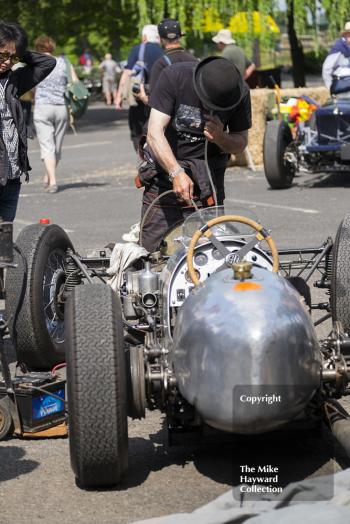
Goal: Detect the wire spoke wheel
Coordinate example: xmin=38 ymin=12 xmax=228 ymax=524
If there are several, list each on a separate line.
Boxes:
xmin=6 ymin=224 xmax=74 ymax=370
xmin=43 ymin=249 xmax=67 ymax=345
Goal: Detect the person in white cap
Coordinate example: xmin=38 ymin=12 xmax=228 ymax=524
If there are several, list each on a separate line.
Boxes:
xmin=322 ymin=22 xmax=350 ymax=94
xmin=212 ymin=28 xmax=255 ymax=81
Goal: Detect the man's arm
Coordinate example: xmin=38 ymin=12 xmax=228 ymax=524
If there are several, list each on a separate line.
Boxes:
xmin=244 ymin=62 xmax=256 ymax=80
xmin=204 ymin=114 xmax=248 ymax=154
xmin=147 ymin=108 xmax=194 ymax=201
xmin=15 ymin=51 xmax=56 ymax=97
xmin=115 ymin=68 xmax=133 ymax=109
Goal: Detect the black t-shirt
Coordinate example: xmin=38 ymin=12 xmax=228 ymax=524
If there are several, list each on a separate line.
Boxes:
xmin=126 ymin=42 xmax=164 ymax=83
xmin=149 ymin=61 xmax=252 ymax=163
xmin=149 ymin=47 xmax=197 ymax=92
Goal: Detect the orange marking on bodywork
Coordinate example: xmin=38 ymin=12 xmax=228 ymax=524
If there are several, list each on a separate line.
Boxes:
xmin=233 ymin=282 xmax=263 ymax=292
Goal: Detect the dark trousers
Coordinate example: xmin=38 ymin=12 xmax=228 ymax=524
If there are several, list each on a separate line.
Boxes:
xmin=0 ymin=178 xmax=21 ymax=222
xmin=128 ymin=102 xmax=149 ymax=151
xmin=140 ymin=185 xmax=225 ymax=253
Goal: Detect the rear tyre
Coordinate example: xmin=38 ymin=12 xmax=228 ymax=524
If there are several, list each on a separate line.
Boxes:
xmin=0 ymin=400 xmax=13 ymax=440
xmin=66 ymin=284 xmax=128 ymax=487
xmin=263 ymin=120 xmax=295 ymax=189
xmin=331 ymin=214 xmax=350 ymax=332
xmin=6 ymin=224 xmax=74 ymax=370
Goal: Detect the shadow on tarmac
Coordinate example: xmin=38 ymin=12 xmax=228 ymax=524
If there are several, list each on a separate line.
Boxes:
xmin=0 ymin=446 xmax=39 ymax=482
xmin=106 ymin=420 xmax=348 ymax=493
xmin=294 ymin=171 xmax=350 ymax=189
xmin=68 ymin=104 xmax=128 ymax=134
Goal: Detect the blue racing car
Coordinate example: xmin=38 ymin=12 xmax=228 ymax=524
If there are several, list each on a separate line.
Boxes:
xmin=263 ymin=95 xmax=350 ymax=188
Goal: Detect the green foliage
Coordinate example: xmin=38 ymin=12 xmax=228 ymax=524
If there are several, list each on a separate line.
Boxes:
xmin=0 ymin=0 xmax=347 ymax=64
xmin=303 ymin=46 xmax=328 ymax=74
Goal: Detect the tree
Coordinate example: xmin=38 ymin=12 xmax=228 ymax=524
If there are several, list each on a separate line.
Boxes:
xmin=287 ymin=0 xmax=306 ymax=87
xmin=1 ymin=0 xmax=139 ymax=61
xmin=121 ymin=0 xmax=350 ymax=87
xmin=2 ymin=0 xmax=350 ymax=83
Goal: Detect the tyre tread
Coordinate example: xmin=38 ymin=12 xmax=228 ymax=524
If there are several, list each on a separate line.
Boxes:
xmin=263 ymin=120 xmax=294 ymax=189
xmin=6 ymin=224 xmax=72 ymax=369
xmin=66 ymin=284 xmax=128 ymax=487
xmin=331 ymin=214 xmax=350 ymax=332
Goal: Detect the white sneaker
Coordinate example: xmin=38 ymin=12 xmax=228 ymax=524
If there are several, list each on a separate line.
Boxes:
xmin=122 ymin=222 xmax=140 ymax=243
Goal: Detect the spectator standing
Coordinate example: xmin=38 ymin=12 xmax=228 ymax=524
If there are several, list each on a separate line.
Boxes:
xmin=137 ymin=18 xmax=198 ymax=105
xmin=79 ymin=48 xmax=93 ymax=74
xmin=0 ymin=20 xmax=55 ymax=221
xmin=150 ymin=19 xmax=197 ymax=91
xmin=99 ymin=53 xmax=118 ymax=105
xmin=115 ymin=25 xmax=164 ymax=151
xmin=34 ymin=36 xmax=78 ymax=193
xmin=322 ymin=22 xmax=350 ymax=94
xmin=212 ymin=29 xmax=256 ymax=81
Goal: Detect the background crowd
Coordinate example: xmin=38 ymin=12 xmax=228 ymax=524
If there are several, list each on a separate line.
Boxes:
xmin=1 ymin=2 xmax=350 ymax=235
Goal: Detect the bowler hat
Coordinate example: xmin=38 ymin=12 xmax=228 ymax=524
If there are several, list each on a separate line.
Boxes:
xmin=193 ymin=56 xmax=244 ymax=111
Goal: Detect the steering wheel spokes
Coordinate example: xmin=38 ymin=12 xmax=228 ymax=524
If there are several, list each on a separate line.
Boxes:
xmin=186 ymin=214 xmax=279 ymax=286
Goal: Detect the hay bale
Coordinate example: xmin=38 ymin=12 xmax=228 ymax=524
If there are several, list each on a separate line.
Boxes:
xmin=247 ymin=85 xmax=329 ymax=166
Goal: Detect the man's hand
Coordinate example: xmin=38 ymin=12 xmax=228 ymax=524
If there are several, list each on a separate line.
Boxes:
xmin=172 ymin=172 xmax=194 ymax=203
xmin=133 ymin=83 xmax=149 ymax=105
xmin=204 ymin=114 xmax=224 ymax=143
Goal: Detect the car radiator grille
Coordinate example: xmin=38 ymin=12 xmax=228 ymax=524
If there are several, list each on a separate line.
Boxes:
xmin=317 ymin=112 xmax=350 ymax=143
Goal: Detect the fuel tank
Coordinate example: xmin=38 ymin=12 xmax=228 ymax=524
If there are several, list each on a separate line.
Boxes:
xmin=172 ymin=266 xmax=321 ymax=434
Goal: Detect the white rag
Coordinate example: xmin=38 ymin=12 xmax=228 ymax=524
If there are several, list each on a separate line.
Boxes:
xmin=107 ymin=242 xmax=148 ymax=292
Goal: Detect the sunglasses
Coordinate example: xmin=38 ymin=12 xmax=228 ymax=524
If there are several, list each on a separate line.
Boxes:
xmin=0 ymin=52 xmax=20 ymax=64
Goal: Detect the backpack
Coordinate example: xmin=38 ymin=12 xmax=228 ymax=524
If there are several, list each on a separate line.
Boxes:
xmin=64 ymin=58 xmax=90 ymax=123
xmin=122 ymin=43 xmax=148 ymax=107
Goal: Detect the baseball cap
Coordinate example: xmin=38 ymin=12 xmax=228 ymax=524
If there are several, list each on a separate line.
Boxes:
xmin=158 ymin=19 xmax=184 ymax=40
xmin=343 ymin=21 xmax=350 ymax=33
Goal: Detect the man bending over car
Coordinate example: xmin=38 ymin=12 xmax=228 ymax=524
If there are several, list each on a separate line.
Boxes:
xmin=136 ymin=56 xmax=252 ymax=253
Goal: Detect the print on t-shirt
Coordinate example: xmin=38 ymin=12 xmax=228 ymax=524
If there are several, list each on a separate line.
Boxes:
xmin=173 ymin=104 xmax=205 ymax=143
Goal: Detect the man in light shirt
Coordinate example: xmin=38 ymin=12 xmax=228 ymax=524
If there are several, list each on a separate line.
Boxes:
xmin=322 ymin=22 xmax=350 ymax=95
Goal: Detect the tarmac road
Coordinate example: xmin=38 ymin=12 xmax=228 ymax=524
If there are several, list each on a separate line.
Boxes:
xmin=2 ymin=103 xmax=350 ymax=523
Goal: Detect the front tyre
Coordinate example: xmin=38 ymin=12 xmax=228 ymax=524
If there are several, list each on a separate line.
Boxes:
xmin=6 ymin=224 xmax=74 ymax=370
xmin=331 ymin=214 xmax=350 ymax=333
xmin=66 ymin=284 xmax=128 ymax=487
xmin=263 ymin=120 xmax=295 ymax=189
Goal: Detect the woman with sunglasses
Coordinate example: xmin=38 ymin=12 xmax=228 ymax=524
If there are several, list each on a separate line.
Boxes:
xmin=0 ymin=20 xmax=55 ymax=222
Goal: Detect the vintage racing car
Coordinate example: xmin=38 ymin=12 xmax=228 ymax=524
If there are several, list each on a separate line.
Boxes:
xmin=263 ymin=96 xmax=350 ymax=189
xmin=6 ymin=208 xmax=350 ymax=487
